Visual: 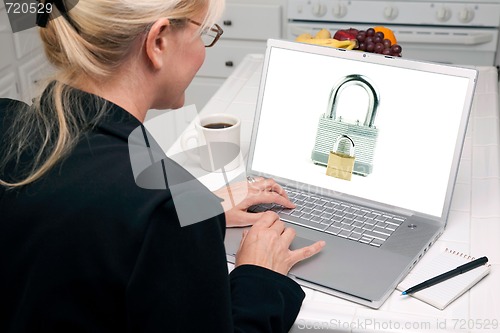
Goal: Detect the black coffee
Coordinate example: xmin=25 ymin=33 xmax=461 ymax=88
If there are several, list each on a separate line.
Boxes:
xmin=203 ymin=122 xmax=233 ymax=129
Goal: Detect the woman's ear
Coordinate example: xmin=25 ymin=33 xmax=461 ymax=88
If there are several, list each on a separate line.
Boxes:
xmin=144 ymin=18 xmax=171 ymax=70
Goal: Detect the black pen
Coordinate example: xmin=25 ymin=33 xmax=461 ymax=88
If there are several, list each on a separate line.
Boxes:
xmin=401 ymin=256 xmax=488 ymax=295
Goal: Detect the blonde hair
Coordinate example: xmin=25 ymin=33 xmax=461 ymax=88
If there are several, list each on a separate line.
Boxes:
xmin=0 ymin=0 xmax=225 ymax=188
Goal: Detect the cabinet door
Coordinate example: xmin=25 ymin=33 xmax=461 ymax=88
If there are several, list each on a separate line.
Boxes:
xmin=18 ymin=54 xmax=55 ymax=103
xmin=0 ymin=71 xmax=19 ymax=100
xmin=13 ymin=28 xmax=43 ymax=59
xmin=220 ymin=4 xmax=281 ymax=40
xmin=0 ymin=8 xmax=16 ymax=72
xmin=198 ymin=40 xmax=266 ymax=78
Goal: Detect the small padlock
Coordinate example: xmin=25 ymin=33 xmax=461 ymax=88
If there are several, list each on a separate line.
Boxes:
xmin=326 ymin=135 xmax=355 ymax=181
xmin=311 ymin=74 xmax=379 ymax=176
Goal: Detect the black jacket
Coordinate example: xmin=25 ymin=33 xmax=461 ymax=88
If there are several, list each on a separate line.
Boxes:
xmin=0 ymin=90 xmax=305 ymax=333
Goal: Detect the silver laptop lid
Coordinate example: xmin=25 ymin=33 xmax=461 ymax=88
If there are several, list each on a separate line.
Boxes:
xmin=247 ymin=39 xmax=477 ymax=224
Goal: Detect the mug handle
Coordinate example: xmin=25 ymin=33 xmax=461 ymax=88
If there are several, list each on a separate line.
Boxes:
xmin=180 ymin=129 xmax=200 ymax=162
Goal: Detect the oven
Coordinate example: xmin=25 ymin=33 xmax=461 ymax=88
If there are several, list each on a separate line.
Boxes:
xmin=287 ymin=0 xmax=500 ymax=66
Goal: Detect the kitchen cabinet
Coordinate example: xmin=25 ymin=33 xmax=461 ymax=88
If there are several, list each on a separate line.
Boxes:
xmin=0 ymin=4 xmax=53 ymax=103
xmin=184 ymin=0 xmax=284 ymax=111
xmin=0 ymin=5 xmax=20 ymax=101
xmin=1 ymin=0 xmax=287 ymax=136
xmin=0 ymin=72 xmax=18 ymax=100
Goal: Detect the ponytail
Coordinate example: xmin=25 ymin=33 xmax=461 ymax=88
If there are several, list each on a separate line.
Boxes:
xmin=0 ymin=0 xmax=224 ymax=188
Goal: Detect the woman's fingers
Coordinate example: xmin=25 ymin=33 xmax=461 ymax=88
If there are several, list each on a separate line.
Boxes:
xmin=268 ymin=218 xmax=286 ymax=235
xmin=235 ymin=210 xmax=326 ymax=275
xmin=280 ymin=227 xmax=297 ymax=246
xmin=253 ymin=211 xmax=281 ymax=228
xmin=245 ymin=182 xmax=296 ymax=209
xmin=223 ymin=177 xmax=298 ymax=227
xmin=232 ymin=177 xmax=326 ymax=274
xmin=250 ymin=178 xmax=290 ymax=200
xmin=280 ymin=228 xmax=325 ymax=269
xmin=288 ymin=240 xmax=326 ymax=266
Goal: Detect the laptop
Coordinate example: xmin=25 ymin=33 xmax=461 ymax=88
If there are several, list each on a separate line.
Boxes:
xmin=224 ymin=39 xmax=478 ymax=309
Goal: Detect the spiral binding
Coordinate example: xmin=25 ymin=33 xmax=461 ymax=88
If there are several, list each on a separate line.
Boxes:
xmin=445 ymin=247 xmax=491 ymax=267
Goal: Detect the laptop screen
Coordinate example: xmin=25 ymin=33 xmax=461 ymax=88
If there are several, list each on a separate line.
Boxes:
xmin=249 ymin=42 xmax=476 ymax=218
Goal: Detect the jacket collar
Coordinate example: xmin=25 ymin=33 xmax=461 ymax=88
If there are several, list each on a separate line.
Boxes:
xmin=40 ymin=82 xmax=144 ymax=141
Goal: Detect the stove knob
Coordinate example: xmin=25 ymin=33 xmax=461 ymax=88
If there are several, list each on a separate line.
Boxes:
xmin=458 ymin=7 xmax=475 ymax=23
xmin=332 ymin=3 xmax=347 ymax=18
xmin=383 ymin=6 xmax=399 ymax=20
xmin=436 ymin=6 xmax=451 ymax=22
xmin=312 ymin=3 xmax=327 ymax=17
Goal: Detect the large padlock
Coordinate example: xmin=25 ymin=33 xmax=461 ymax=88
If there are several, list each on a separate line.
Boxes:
xmin=326 ymin=135 xmax=355 ymax=181
xmin=311 ymin=74 xmax=380 ymax=176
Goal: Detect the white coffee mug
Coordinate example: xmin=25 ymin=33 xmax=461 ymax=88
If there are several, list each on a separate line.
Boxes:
xmin=181 ymin=113 xmax=241 ymax=172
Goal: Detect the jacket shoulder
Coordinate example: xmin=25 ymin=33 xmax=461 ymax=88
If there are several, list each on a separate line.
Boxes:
xmin=0 ymin=98 xmax=29 ymax=124
xmin=0 ymin=98 xmax=28 ymax=110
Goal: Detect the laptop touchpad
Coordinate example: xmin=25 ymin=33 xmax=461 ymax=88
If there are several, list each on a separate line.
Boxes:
xmin=290 ymin=236 xmax=316 ymax=251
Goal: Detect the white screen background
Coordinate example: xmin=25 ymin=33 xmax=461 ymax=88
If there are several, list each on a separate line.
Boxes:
xmin=251 ymin=48 xmax=470 ymax=217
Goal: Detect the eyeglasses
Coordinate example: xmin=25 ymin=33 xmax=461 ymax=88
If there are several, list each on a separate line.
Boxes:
xmin=187 ymin=19 xmax=224 ymax=48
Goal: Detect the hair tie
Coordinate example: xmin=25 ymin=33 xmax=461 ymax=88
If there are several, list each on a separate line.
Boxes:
xmin=36 ymin=0 xmax=79 ymax=33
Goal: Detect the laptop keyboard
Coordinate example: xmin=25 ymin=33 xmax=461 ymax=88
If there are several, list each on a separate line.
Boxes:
xmin=249 ymin=185 xmax=406 ymax=248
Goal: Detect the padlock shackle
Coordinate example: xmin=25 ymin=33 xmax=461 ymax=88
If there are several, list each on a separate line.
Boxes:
xmin=333 ymin=135 xmax=355 ymax=157
xmin=326 ymin=74 xmax=380 ymax=128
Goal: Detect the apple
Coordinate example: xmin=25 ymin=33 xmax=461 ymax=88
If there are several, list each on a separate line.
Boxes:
xmin=347 ymin=28 xmax=359 ymax=36
xmin=333 ymin=28 xmax=358 ymax=40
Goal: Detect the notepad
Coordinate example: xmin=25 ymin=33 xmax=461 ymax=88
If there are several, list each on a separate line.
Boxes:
xmin=397 ymin=248 xmax=491 ymax=310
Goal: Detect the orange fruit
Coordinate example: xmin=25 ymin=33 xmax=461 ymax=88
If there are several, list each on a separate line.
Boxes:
xmin=374 ymin=26 xmax=397 ymax=45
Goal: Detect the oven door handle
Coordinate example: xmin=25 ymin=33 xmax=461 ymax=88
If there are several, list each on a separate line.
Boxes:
xmin=387 ymin=32 xmax=493 ymax=46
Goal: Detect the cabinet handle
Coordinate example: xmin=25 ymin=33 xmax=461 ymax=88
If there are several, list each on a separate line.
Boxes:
xmin=223 ymin=20 xmax=232 ymax=26
xmin=225 ymin=61 xmax=234 ymax=67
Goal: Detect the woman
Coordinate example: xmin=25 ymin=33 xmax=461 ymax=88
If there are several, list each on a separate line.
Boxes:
xmin=0 ymin=0 xmax=324 ymax=332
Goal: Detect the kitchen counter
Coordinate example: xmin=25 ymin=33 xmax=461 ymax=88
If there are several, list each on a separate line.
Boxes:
xmin=146 ymin=54 xmax=500 ymax=332
xmin=202 ymin=54 xmax=500 ymax=332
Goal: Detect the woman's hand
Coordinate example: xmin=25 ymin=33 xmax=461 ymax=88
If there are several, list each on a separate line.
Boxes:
xmin=235 ymin=211 xmax=325 ymax=275
xmin=214 ymin=177 xmax=296 ymax=228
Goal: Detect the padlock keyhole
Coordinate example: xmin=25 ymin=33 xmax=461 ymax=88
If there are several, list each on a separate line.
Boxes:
xmin=334 ymin=85 xmax=370 ymax=125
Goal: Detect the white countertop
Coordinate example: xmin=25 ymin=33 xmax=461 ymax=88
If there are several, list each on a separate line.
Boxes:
xmin=199 ymin=54 xmax=500 ymax=332
xmin=145 ymin=54 xmax=500 ymax=332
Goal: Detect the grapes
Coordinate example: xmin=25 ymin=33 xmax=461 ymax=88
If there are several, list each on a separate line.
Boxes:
xmin=352 ymin=27 xmax=402 ymax=57
xmin=356 ymin=32 xmax=366 ymax=43
xmin=374 ymin=43 xmax=384 ymax=54
xmin=390 ymin=44 xmax=402 ymax=55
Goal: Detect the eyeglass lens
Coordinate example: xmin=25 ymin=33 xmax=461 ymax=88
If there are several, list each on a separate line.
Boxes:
xmin=202 ymin=25 xmax=222 ymax=47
